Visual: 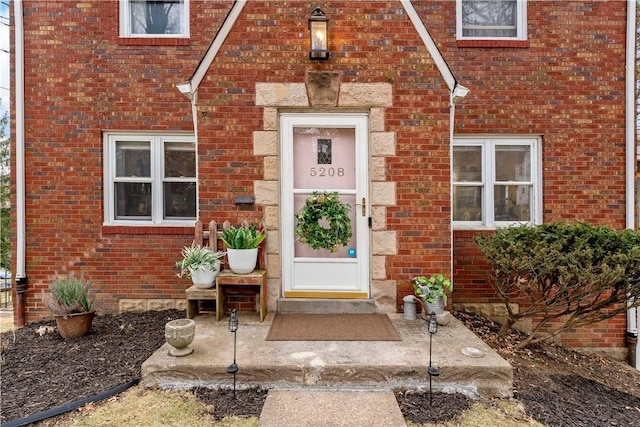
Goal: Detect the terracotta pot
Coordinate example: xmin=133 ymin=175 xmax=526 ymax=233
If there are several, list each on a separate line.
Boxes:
xmin=54 ymin=312 xmax=95 ymax=339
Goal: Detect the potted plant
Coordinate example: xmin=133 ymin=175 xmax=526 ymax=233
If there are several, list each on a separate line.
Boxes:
xmin=220 ymin=221 xmax=266 ymax=274
xmin=412 ymin=274 xmax=452 ymax=315
xmin=45 ymin=274 xmax=96 ymax=339
xmin=176 ymin=244 xmax=225 ymax=288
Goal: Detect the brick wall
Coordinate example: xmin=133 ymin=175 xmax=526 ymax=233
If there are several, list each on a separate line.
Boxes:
xmin=444 ymin=1 xmax=629 ymax=350
xmin=193 ymin=1 xmax=453 ymax=310
xmin=11 ymin=0 xmax=230 ymax=322
xmin=10 ymin=0 xmax=631 ymax=353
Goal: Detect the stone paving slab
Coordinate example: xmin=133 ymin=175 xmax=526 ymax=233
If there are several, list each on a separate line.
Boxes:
xmin=258 ymin=390 xmax=406 ymax=427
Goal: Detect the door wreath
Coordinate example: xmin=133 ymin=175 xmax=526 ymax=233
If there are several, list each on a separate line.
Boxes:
xmin=295 ymin=191 xmax=352 ymax=252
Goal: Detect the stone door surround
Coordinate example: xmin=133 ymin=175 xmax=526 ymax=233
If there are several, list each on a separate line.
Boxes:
xmin=253 ymin=72 xmax=398 ymax=313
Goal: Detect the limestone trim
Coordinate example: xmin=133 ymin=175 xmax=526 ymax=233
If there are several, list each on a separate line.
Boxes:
xmin=254 ymin=81 xmax=397 ymax=311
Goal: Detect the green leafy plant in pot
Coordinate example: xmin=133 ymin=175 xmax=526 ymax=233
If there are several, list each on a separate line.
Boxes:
xmin=176 ymin=244 xmax=225 ymax=288
xmin=220 ymin=222 xmax=266 ymax=274
xmin=412 ymin=274 xmax=452 ymax=315
xmin=45 ymin=274 xmax=96 ymax=339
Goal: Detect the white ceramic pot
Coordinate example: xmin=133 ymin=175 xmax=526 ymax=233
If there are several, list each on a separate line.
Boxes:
xmin=191 ymin=262 xmax=220 ymax=288
xmin=226 ymin=248 xmax=258 ymax=274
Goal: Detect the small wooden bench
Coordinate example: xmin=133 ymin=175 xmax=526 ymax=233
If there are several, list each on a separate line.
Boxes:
xmin=216 ymin=270 xmax=267 ymax=322
xmin=185 ymin=220 xmax=267 ymax=322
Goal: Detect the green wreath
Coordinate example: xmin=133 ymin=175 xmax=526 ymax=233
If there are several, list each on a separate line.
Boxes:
xmin=295 ymin=191 xmax=352 ymax=252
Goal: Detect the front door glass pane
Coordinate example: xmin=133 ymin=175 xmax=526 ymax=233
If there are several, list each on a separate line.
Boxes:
xmin=293 ymin=127 xmax=356 ymax=259
xmin=293 ymin=127 xmax=356 ymax=190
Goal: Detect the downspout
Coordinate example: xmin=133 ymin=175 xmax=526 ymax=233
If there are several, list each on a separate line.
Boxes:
xmin=176 ymin=82 xmax=199 ymax=220
xmin=449 ymin=84 xmax=470 ymax=288
xmin=191 ymin=92 xmax=199 ymax=221
xmin=624 ymin=0 xmax=639 ymax=370
xmin=13 ymin=0 xmax=27 ymax=326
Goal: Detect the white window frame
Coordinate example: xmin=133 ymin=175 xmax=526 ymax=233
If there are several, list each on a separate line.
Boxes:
xmin=456 ymin=0 xmax=527 ymax=41
xmin=119 ymin=0 xmax=190 ymax=38
xmin=103 ymin=131 xmax=196 ymax=225
xmin=453 ymin=136 xmax=542 ymax=229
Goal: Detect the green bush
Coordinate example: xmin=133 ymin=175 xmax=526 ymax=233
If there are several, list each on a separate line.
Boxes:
xmin=475 ymin=222 xmax=640 ymax=348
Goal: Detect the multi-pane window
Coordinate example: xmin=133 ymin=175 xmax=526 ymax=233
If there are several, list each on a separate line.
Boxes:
xmin=457 ymin=0 xmax=527 ymax=40
xmin=453 ymin=137 xmax=541 ymax=228
xmin=119 ymin=0 xmax=189 ymax=38
xmin=104 ymin=133 xmax=196 ymax=224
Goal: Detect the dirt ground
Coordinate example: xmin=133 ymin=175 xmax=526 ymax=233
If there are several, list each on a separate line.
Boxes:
xmin=1 ymin=309 xmax=639 ymax=426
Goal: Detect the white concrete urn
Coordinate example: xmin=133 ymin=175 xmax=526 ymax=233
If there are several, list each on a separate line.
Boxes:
xmin=165 ymin=318 xmax=196 ymax=357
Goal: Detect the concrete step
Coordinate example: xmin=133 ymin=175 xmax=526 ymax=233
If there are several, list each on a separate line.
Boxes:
xmin=277 ymin=298 xmax=376 ymax=314
xmin=141 ymin=313 xmax=513 ymax=399
xmin=258 ymin=390 xmax=406 ymax=427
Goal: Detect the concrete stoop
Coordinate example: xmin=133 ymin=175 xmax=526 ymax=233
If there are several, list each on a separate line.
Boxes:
xmin=141 ymin=313 xmax=513 ymax=399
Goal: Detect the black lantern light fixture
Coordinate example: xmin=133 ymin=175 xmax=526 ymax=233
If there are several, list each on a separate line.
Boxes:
xmin=427 ymin=311 xmax=439 ymax=406
xmin=308 ymin=7 xmax=329 ymax=60
xmin=227 ymin=309 xmax=239 ymax=399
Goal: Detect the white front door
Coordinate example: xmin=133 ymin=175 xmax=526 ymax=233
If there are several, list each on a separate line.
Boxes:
xmin=281 ymin=113 xmax=369 ymax=298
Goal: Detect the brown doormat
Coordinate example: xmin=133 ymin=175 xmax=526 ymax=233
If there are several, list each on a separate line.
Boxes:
xmin=266 ymin=313 xmax=402 ymax=341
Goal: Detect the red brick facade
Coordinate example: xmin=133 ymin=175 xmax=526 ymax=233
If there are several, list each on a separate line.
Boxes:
xmin=10 ymin=1 xmax=632 ymax=354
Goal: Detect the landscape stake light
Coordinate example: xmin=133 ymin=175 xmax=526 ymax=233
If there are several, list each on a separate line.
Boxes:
xmin=308 ymin=7 xmax=329 ymax=60
xmin=428 ymin=311 xmax=439 ymax=406
xmin=227 ymin=309 xmax=239 ymax=399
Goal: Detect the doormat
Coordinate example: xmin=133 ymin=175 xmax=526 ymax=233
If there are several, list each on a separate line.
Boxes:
xmin=266 ymin=313 xmax=402 ymax=341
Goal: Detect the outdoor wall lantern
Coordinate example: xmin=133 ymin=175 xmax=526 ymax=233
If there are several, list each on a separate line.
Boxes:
xmin=427 ymin=311 xmax=439 ymax=406
xmin=227 ymin=309 xmax=239 ymax=399
xmin=309 ymin=7 xmax=329 ymax=60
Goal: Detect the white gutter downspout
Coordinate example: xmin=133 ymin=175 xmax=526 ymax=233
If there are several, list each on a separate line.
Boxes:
xmin=624 ymin=0 xmax=639 ymax=370
xmin=450 ymin=85 xmax=470 ymax=283
xmin=14 ymin=0 xmax=27 ymax=326
xmin=176 ymin=83 xmax=200 ymax=221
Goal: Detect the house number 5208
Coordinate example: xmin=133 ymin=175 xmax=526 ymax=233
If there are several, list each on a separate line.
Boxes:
xmin=310 ymin=167 xmax=345 ymax=177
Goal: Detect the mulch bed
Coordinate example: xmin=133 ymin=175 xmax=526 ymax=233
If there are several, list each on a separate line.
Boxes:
xmin=1 ymin=309 xmax=640 ymax=426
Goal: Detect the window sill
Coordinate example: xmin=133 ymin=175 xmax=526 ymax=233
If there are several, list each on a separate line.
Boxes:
xmin=102 ymin=225 xmax=195 ymax=236
xmin=456 ymin=40 xmax=530 ymax=49
xmin=118 ymin=38 xmax=190 ymax=47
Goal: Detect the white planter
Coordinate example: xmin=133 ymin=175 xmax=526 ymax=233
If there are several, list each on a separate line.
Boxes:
xmin=227 ymin=248 xmax=258 ymax=274
xmin=191 ymin=263 xmax=220 ymax=288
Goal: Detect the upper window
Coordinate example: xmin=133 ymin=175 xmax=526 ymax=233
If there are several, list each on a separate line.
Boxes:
xmin=457 ymin=0 xmax=527 ymax=40
xmin=104 ymin=132 xmax=196 ymax=225
xmin=453 ymin=136 xmax=541 ymax=228
xmin=119 ymin=0 xmax=189 ymax=38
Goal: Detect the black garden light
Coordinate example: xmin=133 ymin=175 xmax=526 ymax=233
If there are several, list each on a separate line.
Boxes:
xmin=227 ymin=309 xmax=239 ymax=399
xmin=427 ymin=311 xmax=439 ymax=406
xmin=308 ymin=7 xmax=329 ymax=60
